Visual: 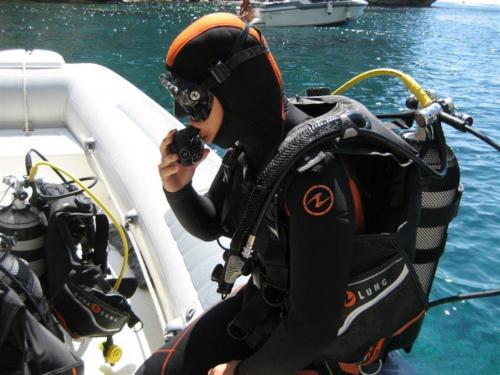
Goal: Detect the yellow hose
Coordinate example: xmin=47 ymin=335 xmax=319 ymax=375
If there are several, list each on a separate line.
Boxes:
xmin=332 ymin=68 xmax=433 ymax=108
xmin=28 ymin=161 xmax=128 ymax=291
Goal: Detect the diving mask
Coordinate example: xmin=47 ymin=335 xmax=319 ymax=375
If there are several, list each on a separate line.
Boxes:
xmin=159 ymin=73 xmax=214 ymax=122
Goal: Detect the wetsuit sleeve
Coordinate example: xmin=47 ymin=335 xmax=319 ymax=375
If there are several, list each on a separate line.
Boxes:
xmin=237 ymin=157 xmax=356 ymax=375
xmin=164 ymin=166 xmax=227 ymax=241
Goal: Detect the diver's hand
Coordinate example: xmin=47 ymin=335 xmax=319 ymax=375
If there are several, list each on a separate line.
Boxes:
xmin=159 ymin=129 xmax=209 ymax=193
xmin=208 ymin=360 xmax=240 ymax=375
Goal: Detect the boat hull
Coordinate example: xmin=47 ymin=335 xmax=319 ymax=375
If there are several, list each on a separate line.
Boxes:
xmin=254 ymin=1 xmax=367 ymax=27
xmin=367 ymin=0 xmax=436 ymax=6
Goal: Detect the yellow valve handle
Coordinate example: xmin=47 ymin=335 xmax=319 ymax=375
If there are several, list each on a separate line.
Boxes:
xmin=28 ymin=161 xmax=128 ymax=291
xmin=332 ymin=68 xmax=433 ymax=108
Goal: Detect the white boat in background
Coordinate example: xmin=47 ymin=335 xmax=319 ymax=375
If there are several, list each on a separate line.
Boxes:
xmin=0 ymin=49 xmax=231 ymax=374
xmin=249 ymin=0 xmax=368 ymax=27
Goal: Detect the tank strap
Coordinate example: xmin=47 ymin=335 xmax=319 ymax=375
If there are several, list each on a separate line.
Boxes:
xmin=414 ymin=183 xmax=462 ymax=265
xmin=419 ymin=186 xmax=462 ymax=228
xmin=93 ymin=214 xmax=110 ymax=270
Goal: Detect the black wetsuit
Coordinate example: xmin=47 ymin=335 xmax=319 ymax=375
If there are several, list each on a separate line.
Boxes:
xmin=137 ymin=110 xmax=362 ymax=375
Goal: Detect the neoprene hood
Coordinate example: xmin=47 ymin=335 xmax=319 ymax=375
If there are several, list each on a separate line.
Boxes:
xmin=165 ymin=13 xmax=285 ymax=169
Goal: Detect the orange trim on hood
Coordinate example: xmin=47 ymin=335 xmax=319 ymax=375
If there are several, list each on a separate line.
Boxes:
xmin=166 ymin=13 xmax=261 ymax=68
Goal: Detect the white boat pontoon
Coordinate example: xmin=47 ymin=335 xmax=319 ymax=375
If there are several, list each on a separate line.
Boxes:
xmin=251 ymin=0 xmax=368 ymax=27
xmin=0 ymin=49 xmax=231 ymax=374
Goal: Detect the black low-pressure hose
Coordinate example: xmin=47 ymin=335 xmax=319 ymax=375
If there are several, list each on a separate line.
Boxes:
xmin=26 ymin=148 xmax=68 ymax=183
xmin=429 ymin=288 xmax=500 ymax=309
xmin=464 ymin=125 xmax=500 ymax=151
xmin=438 ymin=112 xmax=500 ymax=151
xmin=430 ymin=121 xmax=449 ymax=178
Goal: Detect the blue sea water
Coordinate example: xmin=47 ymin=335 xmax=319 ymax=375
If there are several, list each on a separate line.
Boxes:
xmin=1 ymin=1 xmax=499 ymax=374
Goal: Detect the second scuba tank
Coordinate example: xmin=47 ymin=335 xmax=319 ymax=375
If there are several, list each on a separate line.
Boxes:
xmin=0 ymin=176 xmax=46 ymax=280
xmin=391 ymin=132 xmax=462 ymax=353
xmin=412 ymin=143 xmax=462 ymax=297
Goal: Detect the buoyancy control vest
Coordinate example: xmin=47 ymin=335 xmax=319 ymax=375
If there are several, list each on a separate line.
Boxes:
xmin=35 ymin=182 xmax=140 ymax=338
xmin=215 ymin=95 xmax=462 ymax=373
xmin=0 ymin=169 xmax=140 ymax=370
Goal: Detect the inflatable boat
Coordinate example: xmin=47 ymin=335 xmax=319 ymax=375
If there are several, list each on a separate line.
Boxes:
xmin=0 ymin=49 xmax=227 ymax=373
xmin=2 ymin=49 xmax=499 ymax=375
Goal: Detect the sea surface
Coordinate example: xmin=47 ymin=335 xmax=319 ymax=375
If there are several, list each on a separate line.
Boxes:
xmin=1 ymin=1 xmax=499 ymax=374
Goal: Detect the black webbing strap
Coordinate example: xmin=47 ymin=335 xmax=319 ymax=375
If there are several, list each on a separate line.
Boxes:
xmin=93 ymin=214 xmax=109 ymax=271
xmin=202 ymin=45 xmax=269 ymax=89
xmin=419 ymin=189 xmax=462 ymax=228
xmin=413 ymin=233 xmax=448 ymax=264
xmin=227 ymin=286 xmax=275 ymax=347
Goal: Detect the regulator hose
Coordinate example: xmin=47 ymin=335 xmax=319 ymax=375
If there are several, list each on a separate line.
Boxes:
xmin=28 ymin=161 xmax=128 ymax=291
xmin=332 ymin=68 xmax=433 ymax=108
xmin=214 ymin=113 xmax=356 ymax=296
xmin=333 ymin=69 xmax=500 ymax=152
xmin=429 ymin=288 xmax=500 ymax=309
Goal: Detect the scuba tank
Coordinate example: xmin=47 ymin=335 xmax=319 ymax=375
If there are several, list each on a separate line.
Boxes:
xmin=0 ymin=176 xmax=46 ymax=280
xmin=385 ymin=98 xmax=464 ymax=353
xmin=407 ymin=141 xmax=462 ymax=297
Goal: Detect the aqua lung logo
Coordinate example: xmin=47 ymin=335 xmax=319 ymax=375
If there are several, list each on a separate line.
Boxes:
xmin=344 ymin=291 xmax=356 ymax=307
xmin=356 ymin=278 xmax=388 ymax=301
xmin=73 ymin=290 xmax=120 ymax=323
xmin=345 ymin=278 xmax=389 ymax=308
xmin=338 ymin=260 xmax=408 ymax=336
xmin=303 ymin=185 xmax=334 ymax=216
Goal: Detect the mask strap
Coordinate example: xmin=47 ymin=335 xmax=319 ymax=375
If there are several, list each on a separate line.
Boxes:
xmin=201 ymin=24 xmax=269 ymax=90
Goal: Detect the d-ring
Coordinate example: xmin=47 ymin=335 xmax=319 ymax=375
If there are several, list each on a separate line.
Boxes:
xmin=359 ymin=359 xmax=383 ymax=375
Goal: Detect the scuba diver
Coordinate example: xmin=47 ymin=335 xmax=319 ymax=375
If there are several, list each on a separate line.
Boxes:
xmin=138 ymin=11 xmax=500 ymax=375
xmin=139 ymin=12 xmax=410 ymax=375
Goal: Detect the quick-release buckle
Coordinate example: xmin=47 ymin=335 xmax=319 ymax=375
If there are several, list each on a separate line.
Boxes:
xmin=227 ymin=320 xmax=249 ymax=341
xmin=210 ymin=61 xmax=231 ymax=84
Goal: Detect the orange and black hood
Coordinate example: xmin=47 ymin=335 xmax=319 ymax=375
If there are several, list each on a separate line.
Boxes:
xmin=165 ymin=13 xmax=285 ymax=169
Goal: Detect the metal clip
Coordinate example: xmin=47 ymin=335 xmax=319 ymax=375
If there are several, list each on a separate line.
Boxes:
xmin=242 ymin=235 xmax=256 ymax=259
